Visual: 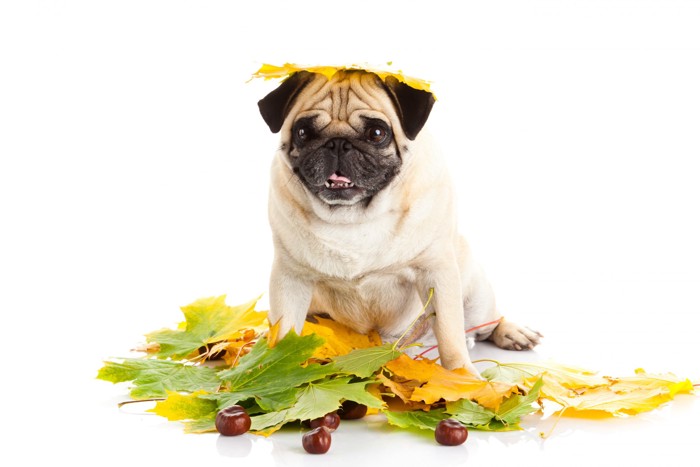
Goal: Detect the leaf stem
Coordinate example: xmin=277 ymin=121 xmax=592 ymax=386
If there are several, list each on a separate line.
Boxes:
xmin=472 ymin=359 xmax=503 ymax=365
xmin=117 ymin=398 xmax=165 ymax=409
xmin=231 ymin=341 xmax=255 ymax=366
xmin=539 ymin=409 xmax=566 ymax=439
xmin=393 ymin=288 xmax=434 ymax=351
xmin=472 ymin=360 xmax=542 ymax=378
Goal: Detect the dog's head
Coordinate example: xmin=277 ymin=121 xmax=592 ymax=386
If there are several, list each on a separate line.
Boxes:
xmin=258 ymin=70 xmax=435 ymax=206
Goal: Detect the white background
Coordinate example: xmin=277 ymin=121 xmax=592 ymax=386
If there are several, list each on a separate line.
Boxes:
xmin=1 ymin=1 xmax=699 ymax=466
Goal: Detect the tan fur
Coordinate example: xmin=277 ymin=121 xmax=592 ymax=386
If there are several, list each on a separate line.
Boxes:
xmin=267 ymin=71 xmax=540 ymax=374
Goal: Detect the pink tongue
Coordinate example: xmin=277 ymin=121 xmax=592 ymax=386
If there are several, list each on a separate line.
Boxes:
xmin=329 ymin=173 xmax=352 ymax=183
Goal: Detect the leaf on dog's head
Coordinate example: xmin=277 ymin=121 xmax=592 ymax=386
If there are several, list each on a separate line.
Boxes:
xmin=251 ymin=62 xmax=434 ymax=95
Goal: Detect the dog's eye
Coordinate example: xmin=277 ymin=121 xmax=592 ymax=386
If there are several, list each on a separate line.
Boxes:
xmin=366 ymin=126 xmax=388 ymax=144
xmin=297 ymin=127 xmax=310 ymax=141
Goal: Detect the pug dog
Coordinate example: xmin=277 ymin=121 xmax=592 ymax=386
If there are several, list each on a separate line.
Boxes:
xmin=258 ymin=69 xmax=541 ymax=375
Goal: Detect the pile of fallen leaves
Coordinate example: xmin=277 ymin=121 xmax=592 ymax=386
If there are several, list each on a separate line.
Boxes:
xmin=97 ymin=295 xmax=695 ymax=437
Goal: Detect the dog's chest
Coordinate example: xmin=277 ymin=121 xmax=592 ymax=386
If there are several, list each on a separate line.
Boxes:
xmin=310 ymin=267 xmax=420 ymax=336
xmin=297 ymin=211 xmax=425 ymax=280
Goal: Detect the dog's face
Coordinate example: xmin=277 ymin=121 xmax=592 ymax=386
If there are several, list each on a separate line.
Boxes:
xmin=288 ymin=101 xmax=400 ymax=206
xmin=258 ymin=70 xmax=436 ymax=206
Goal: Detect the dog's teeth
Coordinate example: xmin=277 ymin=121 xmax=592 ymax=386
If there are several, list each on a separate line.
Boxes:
xmin=324 ymin=181 xmax=355 ymax=189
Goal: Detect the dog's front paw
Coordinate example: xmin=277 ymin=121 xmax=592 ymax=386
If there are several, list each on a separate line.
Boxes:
xmin=489 ymin=319 xmax=542 ymax=351
xmin=438 ymin=352 xmax=484 ymax=379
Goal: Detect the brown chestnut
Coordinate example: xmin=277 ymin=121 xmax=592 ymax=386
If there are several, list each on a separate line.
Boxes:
xmin=215 ymin=405 xmax=251 ymax=436
xmin=337 ymin=400 xmax=367 ymax=420
xmin=302 ymin=426 xmax=332 ymax=454
xmin=435 ymin=419 xmax=468 ymax=446
xmin=309 ymin=412 xmax=340 ymax=432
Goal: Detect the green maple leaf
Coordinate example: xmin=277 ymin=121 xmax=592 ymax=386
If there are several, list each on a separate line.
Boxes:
xmin=146 ymin=295 xmax=263 ymax=359
xmin=96 ymin=359 xmax=221 ymax=399
xmin=216 ymin=332 xmax=336 ymax=403
xmin=332 ymin=343 xmax=401 ymax=378
xmin=383 ymin=409 xmax=447 ymax=431
xmin=249 ymin=376 xmax=384 ymax=434
xmin=494 ymin=377 xmax=543 ymax=427
xmin=206 ymin=386 xmax=303 ymax=413
xmin=253 ymin=388 xmax=301 ymax=411
xmin=184 ymin=417 xmax=218 ymax=433
xmin=445 ymin=397 xmax=497 ymax=427
xmin=145 ymin=332 xmax=387 ymax=434
xmin=481 ymin=363 xmax=531 ymax=384
xmin=248 ymin=410 xmax=290 ymax=434
xmin=291 ymin=376 xmax=385 ymax=418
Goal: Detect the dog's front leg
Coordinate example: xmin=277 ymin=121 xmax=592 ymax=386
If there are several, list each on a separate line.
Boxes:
xmin=418 ymin=264 xmax=480 ymax=376
xmin=268 ymin=257 xmax=313 ymax=342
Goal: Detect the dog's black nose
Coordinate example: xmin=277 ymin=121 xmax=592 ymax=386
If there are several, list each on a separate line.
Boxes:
xmin=324 ymin=138 xmax=353 ymax=156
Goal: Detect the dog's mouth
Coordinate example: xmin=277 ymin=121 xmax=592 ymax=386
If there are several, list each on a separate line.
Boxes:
xmin=314 ymin=171 xmax=366 ymax=205
xmin=324 ymin=172 xmax=355 ymax=190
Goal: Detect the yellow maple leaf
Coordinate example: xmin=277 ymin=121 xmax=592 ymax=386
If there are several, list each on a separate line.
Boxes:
xmin=384 ymin=395 xmax=434 ymax=413
xmin=143 ymin=295 xmax=268 ymax=361
xmin=149 ymin=390 xmax=216 ymax=422
xmin=198 ymin=295 xmax=267 ymax=343
xmin=490 ymin=361 xmax=696 ymax=417
xmin=549 ymin=369 xmax=695 ymax=417
xmin=266 ymin=319 xmax=281 ymax=349
xmin=617 ymin=368 xmax=695 ymax=398
xmin=384 ymin=354 xmax=520 ymax=410
xmin=485 ymin=361 xmax=607 ymax=388
xmin=365 ymin=383 xmax=386 ymax=416
xmin=251 ymin=62 xmax=434 ymax=95
xmin=301 ymin=317 xmax=382 ymax=359
xmin=218 ymin=329 xmax=257 ymax=366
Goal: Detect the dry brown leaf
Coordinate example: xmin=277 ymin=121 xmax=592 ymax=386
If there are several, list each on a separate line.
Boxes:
xmin=377 ymin=373 xmax=422 ymax=403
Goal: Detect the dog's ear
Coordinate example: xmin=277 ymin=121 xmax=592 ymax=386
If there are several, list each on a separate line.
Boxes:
xmin=258 ymin=71 xmax=314 ymax=133
xmin=383 ymin=76 xmax=436 ymax=140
